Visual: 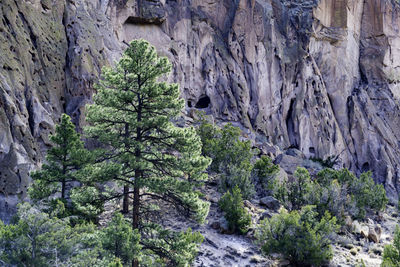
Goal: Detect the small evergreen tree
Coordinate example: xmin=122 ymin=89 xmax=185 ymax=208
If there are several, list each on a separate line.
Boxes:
xmin=101 ymin=213 xmax=141 ymax=265
xmin=252 ymin=155 xmax=279 ymax=194
xmin=256 ymin=205 xmax=338 ymax=267
xmin=79 ymin=39 xmax=210 ymax=266
xmin=382 ymin=226 xmax=400 ymax=267
xmin=197 ymin=121 xmax=255 ymax=198
xmin=350 ymin=171 xmax=388 ymax=218
xmin=274 ymin=167 xmax=314 ymax=211
xmin=219 ymin=163 xmax=254 ymax=200
xmin=312 ymin=179 xmax=358 ymax=225
xmin=219 ymin=186 xmax=252 ymax=234
xmin=29 ymin=114 xmax=90 ymax=211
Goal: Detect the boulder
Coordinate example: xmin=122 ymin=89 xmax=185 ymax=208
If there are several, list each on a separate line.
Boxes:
xmin=210 ymin=221 xmax=220 ymax=230
xmin=360 ymin=224 xmax=369 ymax=238
xmin=352 ymin=220 xmax=361 ymax=235
xmin=259 ymin=196 xmax=281 ymax=211
xmin=345 ymin=215 xmax=353 ymax=228
xmin=259 ymin=210 xmax=274 ymax=220
xmin=368 ymin=225 xmax=382 ymax=243
xmin=350 ymin=248 xmax=357 ymax=256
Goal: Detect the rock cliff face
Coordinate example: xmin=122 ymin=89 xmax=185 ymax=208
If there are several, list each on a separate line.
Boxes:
xmin=1 ymin=0 xmax=400 ymax=220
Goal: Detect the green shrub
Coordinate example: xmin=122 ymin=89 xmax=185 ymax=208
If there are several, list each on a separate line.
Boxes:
xmin=316 ymin=168 xmax=388 ymax=220
xmin=197 ymin=119 xmax=219 ymax=159
xmin=197 ymin=121 xmax=255 ymax=198
xmin=219 ymin=163 xmax=254 ymax=199
xmin=350 ymin=171 xmax=388 ymax=218
xmin=313 ymin=179 xmax=358 ymax=225
xmin=274 ymin=167 xmax=315 ymax=211
xmin=252 ymin=156 xmax=279 ymax=194
xmin=219 ymin=186 xmax=252 ymax=234
xmin=256 ymin=205 xmax=338 ymax=267
xmin=315 ymin=168 xmax=340 ymax=186
xmin=382 ymin=226 xmax=400 ymax=267
xmin=198 ymin=122 xmax=252 ymax=171
xmin=0 ymin=203 xmax=114 ymax=266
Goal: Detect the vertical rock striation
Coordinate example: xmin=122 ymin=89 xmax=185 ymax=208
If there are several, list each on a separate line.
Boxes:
xmin=1 ymin=0 xmax=400 ymax=220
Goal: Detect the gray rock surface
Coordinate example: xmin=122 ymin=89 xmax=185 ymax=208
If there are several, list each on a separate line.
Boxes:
xmin=259 ymin=196 xmax=281 ymax=211
xmin=2 ymin=0 xmax=400 ymax=220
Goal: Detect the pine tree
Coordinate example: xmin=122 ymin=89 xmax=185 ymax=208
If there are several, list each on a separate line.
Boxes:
xmin=80 ymin=39 xmax=210 ymax=266
xmin=29 ymin=114 xmax=90 ymax=208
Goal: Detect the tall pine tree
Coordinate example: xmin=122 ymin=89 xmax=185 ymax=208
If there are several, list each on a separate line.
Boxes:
xmin=81 ymin=40 xmax=210 ymax=266
xmin=29 ymin=114 xmax=90 ymax=208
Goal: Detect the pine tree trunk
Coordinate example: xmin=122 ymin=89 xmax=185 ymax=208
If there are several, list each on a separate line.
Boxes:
xmin=132 ymin=171 xmax=140 ymax=267
xmin=132 ymin=79 xmax=142 ymax=267
xmin=123 ymin=122 xmax=130 ymax=214
xmin=61 ymin=178 xmax=66 ymax=200
xmin=122 ymin=185 xmax=129 ymax=214
xmin=132 ymin=177 xmax=140 ymax=229
xmin=61 ymin=160 xmax=66 ymax=200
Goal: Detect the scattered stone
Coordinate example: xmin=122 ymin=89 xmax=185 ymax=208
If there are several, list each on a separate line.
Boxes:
xmin=223 ymin=253 xmax=235 ymax=260
xmin=210 ymin=221 xmax=220 ymax=230
xmin=210 ymin=197 xmax=219 ymax=204
xmin=278 ymin=259 xmax=290 ymax=266
xmin=219 ymin=219 xmax=231 ymax=234
xmin=350 ymin=248 xmax=357 ymax=256
xmin=337 ymin=235 xmax=354 ymax=248
xmin=344 ymin=243 xmax=354 ymax=250
xmin=259 ymin=210 xmax=274 ymax=220
xmin=369 ymin=245 xmax=383 ymax=256
xmin=259 ymin=196 xmax=281 ymax=211
xmin=250 ymin=255 xmax=263 ymax=263
xmin=243 ymin=200 xmax=257 ymax=212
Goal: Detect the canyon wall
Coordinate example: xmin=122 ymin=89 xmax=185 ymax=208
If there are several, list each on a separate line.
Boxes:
xmin=1 ymin=0 xmax=400 ymax=220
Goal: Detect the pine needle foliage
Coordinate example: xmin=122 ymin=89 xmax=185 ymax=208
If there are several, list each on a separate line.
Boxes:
xmin=0 ymin=203 xmax=115 ymax=266
xmin=29 ymin=114 xmax=91 ymax=212
xmin=197 ymin=121 xmax=255 ymax=199
xmin=79 ymin=39 xmax=210 ymax=266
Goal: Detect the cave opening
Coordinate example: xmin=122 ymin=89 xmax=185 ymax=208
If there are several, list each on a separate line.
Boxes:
xmin=361 ymin=162 xmax=370 ymax=172
xmin=195 ymin=96 xmax=210 ymax=109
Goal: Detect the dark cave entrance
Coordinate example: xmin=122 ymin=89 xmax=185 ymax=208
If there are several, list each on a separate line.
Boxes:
xmin=195 ymin=95 xmax=210 ymax=109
